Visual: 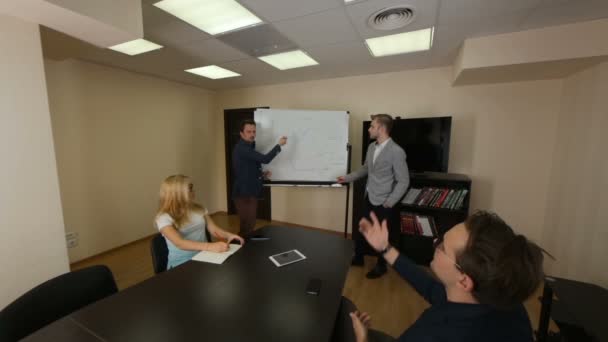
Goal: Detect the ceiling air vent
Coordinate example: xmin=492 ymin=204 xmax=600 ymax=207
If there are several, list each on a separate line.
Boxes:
xmin=368 ymin=6 xmax=416 ymax=31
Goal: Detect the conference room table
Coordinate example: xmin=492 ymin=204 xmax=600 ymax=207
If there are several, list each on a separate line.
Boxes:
xmin=23 ymin=226 xmax=354 ymax=342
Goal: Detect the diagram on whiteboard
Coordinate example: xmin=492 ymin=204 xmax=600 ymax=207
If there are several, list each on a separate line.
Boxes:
xmin=254 ymin=109 xmax=349 ymax=183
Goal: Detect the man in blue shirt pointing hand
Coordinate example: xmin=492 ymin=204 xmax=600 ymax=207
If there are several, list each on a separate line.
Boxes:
xmin=232 ymin=119 xmax=287 ymax=237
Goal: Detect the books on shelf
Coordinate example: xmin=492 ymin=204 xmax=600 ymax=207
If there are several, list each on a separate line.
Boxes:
xmin=400 ymin=212 xmax=438 ymax=237
xmin=401 ymin=187 xmax=469 ymax=210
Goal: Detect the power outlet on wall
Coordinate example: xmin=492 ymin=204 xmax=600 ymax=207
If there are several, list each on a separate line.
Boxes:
xmin=66 ymin=232 xmax=79 ymax=248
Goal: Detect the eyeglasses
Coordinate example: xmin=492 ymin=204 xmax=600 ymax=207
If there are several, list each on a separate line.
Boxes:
xmin=433 ymin=236 xmax=463 ymax=272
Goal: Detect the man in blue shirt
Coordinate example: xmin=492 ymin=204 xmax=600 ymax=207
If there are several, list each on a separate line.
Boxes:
xmin=349 ymin=210 xmax=545 ymax=342
xmin=232 ymin=119 xmax=287 ymax=237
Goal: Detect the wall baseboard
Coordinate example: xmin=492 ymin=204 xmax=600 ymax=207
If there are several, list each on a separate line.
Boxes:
xmin=70 ymin=232 xmax=157 ymax=268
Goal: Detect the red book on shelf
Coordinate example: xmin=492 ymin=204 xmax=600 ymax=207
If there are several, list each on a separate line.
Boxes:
xmin=414 ymin=216 xmax=423 ymax=235
xmin=430 ymin=188 xmax=441 ymax=206
xmin=415 ymin=188 xmax=427 ymax=206
xmin=442 ymin=189 xmax=455 ymax=208
xmin=400 ymin=213 xmax=417 ymax=235
xmin=425 ymin=189 xmax=438 ymax=207
xmin=435 ymin=189 xmax=450 ymax=207
xmin=421 ymin=188 xmax=436 ymax=206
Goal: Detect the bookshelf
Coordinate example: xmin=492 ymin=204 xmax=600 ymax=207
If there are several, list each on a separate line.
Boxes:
xmin=400 ymin=172 xmax=472 ymax=264
xmin=352 ymin=172 xmax=472 ymax=265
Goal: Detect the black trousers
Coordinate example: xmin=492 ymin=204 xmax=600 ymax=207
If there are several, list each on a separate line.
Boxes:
xmin=234 ymin=196 xmax=258 ymax=237
xmin=354 ymin=196 xmax=400 ymax=267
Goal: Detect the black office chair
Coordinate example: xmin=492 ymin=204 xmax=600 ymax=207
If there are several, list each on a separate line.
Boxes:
xmin=331 ymin=296 xmax=358 ymax=342
xmin=150 ymin=233 xmax=169 ymax=274
xmin=151 ymin=229 xmax=214 ymax=274
xmin=0 ymin=265 xmax=117 ymax=342
xmin=206 ymin=228 xmax=212 ymax=244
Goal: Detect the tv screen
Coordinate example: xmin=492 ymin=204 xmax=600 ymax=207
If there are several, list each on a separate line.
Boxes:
xmin=362 ymin=116 xmax=451 ymax=173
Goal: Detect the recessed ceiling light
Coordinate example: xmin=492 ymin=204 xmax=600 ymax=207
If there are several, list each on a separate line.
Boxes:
xmin=365 ymin=27 xmax=434 ymax=57
xmin=154 ymin=0 xmax=263 ymax=35
xmin=185 ymin=65 xmax=241 ymax=79
xmin=108 ymin=39 xmax=163 ymax=56
xmin=258 ymin=50 xmax=318 ymax=70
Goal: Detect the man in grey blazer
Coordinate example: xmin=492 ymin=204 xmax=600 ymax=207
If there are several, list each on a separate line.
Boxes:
xmin=338 ymin=114 xmax=409 ymax=278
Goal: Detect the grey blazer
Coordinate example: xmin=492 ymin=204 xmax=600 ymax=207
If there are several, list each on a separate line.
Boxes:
xmin=344 ymin=139 xmax=409 ymax=207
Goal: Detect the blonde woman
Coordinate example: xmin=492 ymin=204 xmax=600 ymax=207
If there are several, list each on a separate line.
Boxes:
xmin=155 ymin=175 xmax=244 ymax=269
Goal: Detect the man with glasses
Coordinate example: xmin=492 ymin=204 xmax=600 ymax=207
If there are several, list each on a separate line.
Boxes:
xmin=348 ymin=210 xmax=546 ymax=342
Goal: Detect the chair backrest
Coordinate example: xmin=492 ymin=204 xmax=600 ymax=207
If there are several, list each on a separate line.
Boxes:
xmin=150 ymin=233 xmax=168 ymax=274
xmin=205 ymin=228 xmax=212 ymax=244
xmin=151 ymin=228 xmax=213 ymax=274
xmin=331 ymin=296 xmax=358 ymax=342
xmin=0 ymin=265 xmax=117 ymax=342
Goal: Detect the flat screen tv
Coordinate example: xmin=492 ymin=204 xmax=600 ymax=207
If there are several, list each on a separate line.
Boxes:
xmin=362 ymin=116 xmax=451 ymax=173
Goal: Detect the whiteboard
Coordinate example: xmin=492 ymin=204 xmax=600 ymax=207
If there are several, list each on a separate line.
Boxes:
xmin=254 ymin=109 xmax=349 ymax=183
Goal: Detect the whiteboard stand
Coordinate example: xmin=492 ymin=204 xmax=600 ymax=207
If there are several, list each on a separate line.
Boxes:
xmin=343 ymin=144 xmax=352 ymax=239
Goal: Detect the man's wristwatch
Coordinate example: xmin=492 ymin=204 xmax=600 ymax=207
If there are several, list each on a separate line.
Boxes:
xmin=380 ymin=245 xmax=392 ymax=255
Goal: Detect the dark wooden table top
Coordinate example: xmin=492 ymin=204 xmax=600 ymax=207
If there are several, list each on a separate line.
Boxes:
xmin=25 ymin=226 xmax=353 ymax=342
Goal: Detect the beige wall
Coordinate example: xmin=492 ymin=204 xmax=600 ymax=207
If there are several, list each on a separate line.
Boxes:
xmin=460 ymin=18 xmax=608 ymax=69
xmin=542 ymin=61 xmax=608 ymax=287
xmin=45 ymin=59 xmax=217 ymax=263
xmin=216 ymin=67 xmax=563 ymax=244
xmin=453 ymin=19 xmax=608 ymax=86
xmin=44 ymin=0 xmax=144 ymax=42
xmin=0 ymin=15 xmax=69 ymax=308
xmin=38 ymin=28 xmax=606 ymax=287
xmin=0 ymin=0 xmax=143 ymax=48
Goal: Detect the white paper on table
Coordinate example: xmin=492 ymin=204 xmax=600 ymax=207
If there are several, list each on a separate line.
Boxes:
xmin=192 ymin=244 xmax=242 ymax=264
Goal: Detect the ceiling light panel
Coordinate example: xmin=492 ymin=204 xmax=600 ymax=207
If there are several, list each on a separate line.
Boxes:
xmin=185 ymin=65 xmax=241 ymax=79
xmin=108 ymin=39 xmax=163 ymax=56
xmin=154 ymin=0 xmax=263 ymax=35
xmin=258 ymin=50 xmax=319 ymax=70
xmin=365 ymin=27 xmax=434 ymax=57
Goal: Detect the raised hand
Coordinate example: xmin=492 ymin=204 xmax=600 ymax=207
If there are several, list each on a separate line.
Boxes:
xmin=359 ymin=212 xmax=389 ymax=252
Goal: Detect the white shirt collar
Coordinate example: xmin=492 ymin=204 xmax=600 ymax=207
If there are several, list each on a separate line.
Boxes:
xmin=375 ymin=137 xmax=391 ymax=148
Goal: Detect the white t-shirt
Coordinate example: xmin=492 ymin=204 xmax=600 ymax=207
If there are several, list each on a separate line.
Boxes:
xmin=155 ymin=209 xmax=209 ymax=269
xmin=155 ymin=209 xmax=208 ymax=233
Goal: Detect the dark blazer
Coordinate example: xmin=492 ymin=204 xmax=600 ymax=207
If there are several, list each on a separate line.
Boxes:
xmin=232 ymin=139 xmax=281 ymax=198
